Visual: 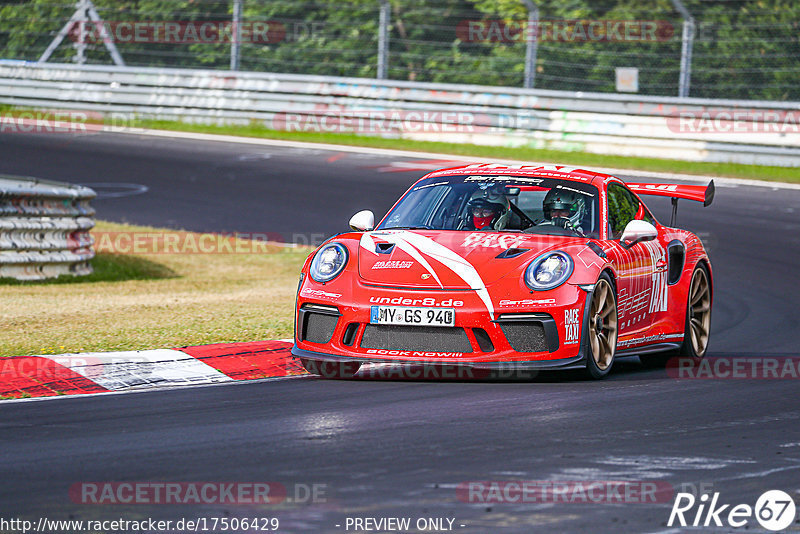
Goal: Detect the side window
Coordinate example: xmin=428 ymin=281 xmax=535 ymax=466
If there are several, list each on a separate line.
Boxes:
xmin=607 ymin=184 xmax=640 ymax=239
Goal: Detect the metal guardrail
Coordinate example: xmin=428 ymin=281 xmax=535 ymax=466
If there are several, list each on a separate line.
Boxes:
xmin=0 ymin=175 xmax=95 ymax=281
xmin=0 ymin=61 xmax=798 ymax=167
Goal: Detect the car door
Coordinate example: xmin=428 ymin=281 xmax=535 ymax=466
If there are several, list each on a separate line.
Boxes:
xmin=606 ymin=182 xmax=665 ymax=339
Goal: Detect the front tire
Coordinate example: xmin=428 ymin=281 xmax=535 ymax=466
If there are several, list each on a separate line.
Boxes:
xmin=584 ymin=274 xmax=618 ymax=379
xmin=301 ymin=359 xmax=362 ymax=379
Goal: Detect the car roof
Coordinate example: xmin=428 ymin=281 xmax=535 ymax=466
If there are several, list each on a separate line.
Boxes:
xmin=420 ymin=163 xmax=619 ymax=188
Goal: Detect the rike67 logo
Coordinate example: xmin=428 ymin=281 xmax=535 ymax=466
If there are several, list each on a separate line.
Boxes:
xmin=669 ymin=490 xmax=797 ymax=531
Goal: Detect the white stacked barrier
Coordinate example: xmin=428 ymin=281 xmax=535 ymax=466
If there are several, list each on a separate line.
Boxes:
xmin=0 ymin=61 xmax=798 ymax=166
xmin=0 ymin=175 xmax=95 ymax=280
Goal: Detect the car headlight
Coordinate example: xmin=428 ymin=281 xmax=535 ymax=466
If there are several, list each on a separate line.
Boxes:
xmin=310 ymin=243 xmax=348 ymax=283
xmin=525 ymin=251 xmax=573 ymax=291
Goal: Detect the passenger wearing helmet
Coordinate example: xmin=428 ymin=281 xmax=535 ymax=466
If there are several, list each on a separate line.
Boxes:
xmin=466 ymin=187 xmax=510 ymax=230
xmin=541 ymin=188 xmax=586 ymax=236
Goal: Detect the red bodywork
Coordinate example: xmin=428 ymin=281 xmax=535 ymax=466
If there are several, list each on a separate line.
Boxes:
xmin=292 ymin=164 xmax=713 ymax=371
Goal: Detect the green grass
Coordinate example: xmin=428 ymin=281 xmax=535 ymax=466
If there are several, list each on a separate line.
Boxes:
xmin=0 ymin=220 xmax=310 ymax=357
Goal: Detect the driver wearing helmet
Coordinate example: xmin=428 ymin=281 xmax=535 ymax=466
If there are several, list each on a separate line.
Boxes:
xmin=466 ymin=187 xmax=510 ymax=231
xmin=541 ymin=188 xmax=586 ymax=236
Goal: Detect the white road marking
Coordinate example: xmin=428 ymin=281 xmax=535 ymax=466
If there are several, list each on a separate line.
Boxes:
xmin=598 ymin=455 xmax=756 ymax=470
xmin=713 ymin=460 xmax=800 ymax=483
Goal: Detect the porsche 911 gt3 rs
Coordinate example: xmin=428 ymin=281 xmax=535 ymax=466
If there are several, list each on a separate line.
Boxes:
xmin=292 ymin=163 xmax=714 ymax=379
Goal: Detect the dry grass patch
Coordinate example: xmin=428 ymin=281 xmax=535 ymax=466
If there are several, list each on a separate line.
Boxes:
xmin=0 ymin=221 xmax=311 ymax=356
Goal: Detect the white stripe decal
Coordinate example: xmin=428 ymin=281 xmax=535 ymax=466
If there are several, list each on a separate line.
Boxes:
xmin=372 ymin=231 xmax=495 ymax=318
xmin=359 ymin=234 xmax=379 ymax=256
xmin=42 ymin=349 xmax=233 ymax=391
xmin=364 ymin=233 xmax=444 ymax=288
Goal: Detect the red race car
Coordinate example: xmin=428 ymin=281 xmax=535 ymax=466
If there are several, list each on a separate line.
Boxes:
xmin=292 ymin=163 xmax=714 ymax=379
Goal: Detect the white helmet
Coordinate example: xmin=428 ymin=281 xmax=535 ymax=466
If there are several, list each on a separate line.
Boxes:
xmin=543 ymin=188 xmax=586 ymax=231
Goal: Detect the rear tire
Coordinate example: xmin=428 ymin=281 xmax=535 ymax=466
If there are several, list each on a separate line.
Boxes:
xmin=640 ymin=263 xmax=712 ymax=368
xmin=301 ymin=359 xmax=362 ymax=379
xmin=584 ymin=273 xmax=618 ymax=380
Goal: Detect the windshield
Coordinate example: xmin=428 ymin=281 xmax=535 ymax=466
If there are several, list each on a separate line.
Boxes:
xmin=378 ymin=175 xmax=601 ymax=238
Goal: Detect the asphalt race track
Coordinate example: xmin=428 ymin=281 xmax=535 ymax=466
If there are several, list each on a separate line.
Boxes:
xmin=1 ymin=131 xmax=799 ymax=533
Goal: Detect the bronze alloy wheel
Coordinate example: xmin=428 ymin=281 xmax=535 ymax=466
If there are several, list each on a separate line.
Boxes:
xmin=639 ymin=264 xmax=712 ymax=369
xmin=688 ymin=267 xmax=712 ymax=356
xmin=590 ymin=278 xmax=618 ymax=371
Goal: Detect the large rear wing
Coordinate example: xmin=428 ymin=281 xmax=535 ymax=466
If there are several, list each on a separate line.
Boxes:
xmin=627 ymin=180 xmax=715 ymax=226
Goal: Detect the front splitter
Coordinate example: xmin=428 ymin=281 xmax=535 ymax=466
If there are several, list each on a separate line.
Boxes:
xmin=291 ymin=345 xmax=587 ymax=371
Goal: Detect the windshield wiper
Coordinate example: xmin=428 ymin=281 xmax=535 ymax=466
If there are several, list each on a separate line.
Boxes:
xmin=381 ymin=225 xmax=432 ymax=230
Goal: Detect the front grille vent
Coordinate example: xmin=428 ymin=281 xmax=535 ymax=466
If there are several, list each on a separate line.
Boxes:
xmin=360 ymin=325 xmax=473 ymax=353
xmin=472 ymin=328 xmax=495 ymax=352
xmin=342 ymin=323 xmax=359 ymax=346
xmin=499 ymin=322 xmax=548 ymax=353
xmin=300 ymin=305 xmax=340 ymax=344
xmin=303 ymin=313 xmax=338 ymax=344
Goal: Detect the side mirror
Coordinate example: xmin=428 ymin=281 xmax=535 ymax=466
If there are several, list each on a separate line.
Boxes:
xmin=349 ymin=210 xmax=375 ymax=232
xmin=620 ymin=220 xmax=657 ymax=248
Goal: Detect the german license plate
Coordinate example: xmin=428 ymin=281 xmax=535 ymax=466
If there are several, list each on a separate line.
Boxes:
xmin=370 ymin=306 xmax=455 ymax=327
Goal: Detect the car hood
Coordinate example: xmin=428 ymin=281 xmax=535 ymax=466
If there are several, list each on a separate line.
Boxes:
xmin=357 ymin=230 xmax=587 ymax=289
